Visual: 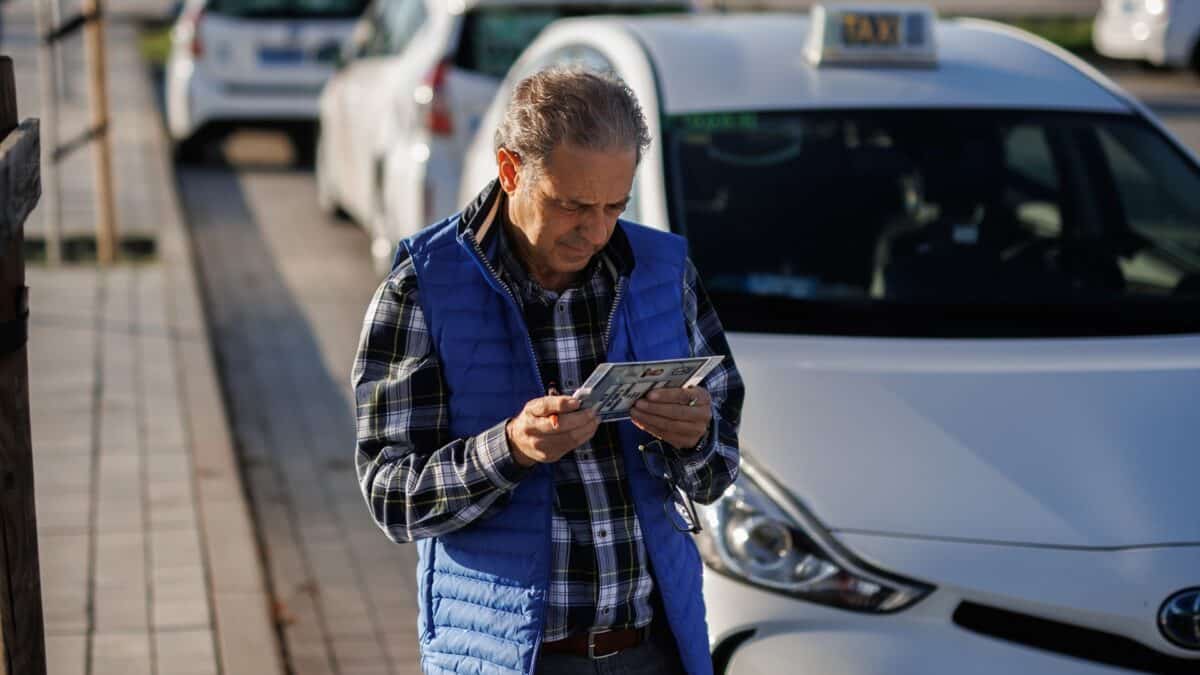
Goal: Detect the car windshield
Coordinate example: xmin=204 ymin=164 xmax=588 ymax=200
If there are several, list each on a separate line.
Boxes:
xmin=207 ymin=0 xmax=368 ymax=19
xmin=456 ymin=5 xmax=687 ymax=78
xmin=664 ymin=109 xmax=1200 ymax=337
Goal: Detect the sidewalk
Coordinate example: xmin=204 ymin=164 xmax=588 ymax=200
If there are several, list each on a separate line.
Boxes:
xmin=7 ymin=2 xmax=286 ymax=673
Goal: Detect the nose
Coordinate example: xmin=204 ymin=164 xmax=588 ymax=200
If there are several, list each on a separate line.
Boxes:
xmin=577 ymin=209 xmax=610 ymax=249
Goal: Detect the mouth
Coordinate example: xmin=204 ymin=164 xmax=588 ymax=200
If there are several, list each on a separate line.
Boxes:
xmin=560 ymin=242 xmax=595 ymax=259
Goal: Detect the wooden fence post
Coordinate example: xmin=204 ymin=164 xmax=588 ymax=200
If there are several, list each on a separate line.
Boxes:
xmin=81 ymin=0 xmax=118 ymax=264
xmin=0 ymin=55 xmax=48 ymax=675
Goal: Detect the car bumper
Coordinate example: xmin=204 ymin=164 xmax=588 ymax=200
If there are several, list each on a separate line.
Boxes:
xmin=706 ymin=570 xmax=1135 ymax=674
xmin=723 ymin=623 xmax=1137 ymax=675
xmin=1093 ymin=13 xmax=1170 ymax=65
xmin=166 ymin=58 xmax=323 ymax=140
xmin=703 ymin=535 xmax=1200 ymax=674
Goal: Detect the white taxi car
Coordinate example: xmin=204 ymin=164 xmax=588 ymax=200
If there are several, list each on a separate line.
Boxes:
xmin=459 ymin=5 xmax=1200 ymax=673
xmin=1094 ymin=0 xmax=1200 ymax=71
xmin=166 ymin=0 xmax=366 ymax=162
xmin=315 ymin=0 xmax=689 ymax=272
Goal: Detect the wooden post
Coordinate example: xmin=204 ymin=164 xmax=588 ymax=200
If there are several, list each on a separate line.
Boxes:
xmin=0 ymin=56 xmax=49 ymax=675
xmin=81 ymin=0 xmax=118 ymax=264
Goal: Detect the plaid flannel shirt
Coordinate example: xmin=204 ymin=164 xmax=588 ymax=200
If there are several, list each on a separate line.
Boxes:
xmin=352 ymin=204 xmax=743 ymax=641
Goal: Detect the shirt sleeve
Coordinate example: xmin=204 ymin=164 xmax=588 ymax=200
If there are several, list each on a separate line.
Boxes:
xmin=665 ymin=258 xmax=744 ymax=505
xmin=351 ymin=252 xmax=531 ymax=543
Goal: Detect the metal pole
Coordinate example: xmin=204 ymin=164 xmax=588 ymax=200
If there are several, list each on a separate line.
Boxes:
xmin=34 ymin=0 xmax=63 ymax=266
xmin=49 ymin=0 xmax=70 ymax=101
xmin=81 ymin=0 xmax=117 ymax=265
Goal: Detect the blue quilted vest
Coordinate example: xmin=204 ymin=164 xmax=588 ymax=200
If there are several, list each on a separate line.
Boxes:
xmin=402 ymin=214 xmax=711 ymax=675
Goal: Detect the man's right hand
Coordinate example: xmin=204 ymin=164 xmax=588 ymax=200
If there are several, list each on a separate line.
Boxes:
xmin=506 ymin=396 xmax=600 ymax=467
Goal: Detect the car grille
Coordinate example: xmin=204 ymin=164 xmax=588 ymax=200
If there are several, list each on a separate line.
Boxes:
xmin=952 ymin=602 xmax=1200 ymax=674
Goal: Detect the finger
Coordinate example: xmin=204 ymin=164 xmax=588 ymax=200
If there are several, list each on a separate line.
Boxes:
xmin=645 ymin=387 xmax=709 ymax=407
xmin=630 ymin=414 xmax=689 ymax=448
xmin=528 ymin=396 xmax=583 ymax=417
xmin=631 ymin=407 xmax=704 ymax=438
xmin=569 ymin=417 xmax=600 ymax=445
xmin=523 ymin=413 xmax=561 ymax=435
xmin=632 ymin=399 xmax=710 ymax=422
xmin=554 ymin=408 xmax=599 ymax=433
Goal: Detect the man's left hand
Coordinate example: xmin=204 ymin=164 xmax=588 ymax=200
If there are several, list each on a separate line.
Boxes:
xmin=630 ymin=387 xmax=712 ymax=450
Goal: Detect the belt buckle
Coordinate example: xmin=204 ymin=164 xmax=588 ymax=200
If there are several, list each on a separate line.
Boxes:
xmin=587 ymin=627 xmax=617 ymax=660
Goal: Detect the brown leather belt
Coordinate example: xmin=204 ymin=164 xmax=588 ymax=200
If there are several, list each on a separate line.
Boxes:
xmin=540 ymin=625 xmax=652 ymax=659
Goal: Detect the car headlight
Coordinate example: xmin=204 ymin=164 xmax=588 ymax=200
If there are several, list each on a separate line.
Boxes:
xmin=695 ymin=458 xmax=933 ymax=613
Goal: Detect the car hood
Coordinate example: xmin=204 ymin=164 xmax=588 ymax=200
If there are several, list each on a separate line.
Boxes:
xmin=728 ymin=333 xmax=1200 ymax=548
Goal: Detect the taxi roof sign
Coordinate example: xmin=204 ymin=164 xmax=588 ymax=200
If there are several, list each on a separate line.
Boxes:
xmin=805 ymin=4 xmax=938 ymax=67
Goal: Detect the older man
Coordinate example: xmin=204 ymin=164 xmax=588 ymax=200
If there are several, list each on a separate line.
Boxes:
xmin=352 ymin=67 xmax=743 ymax=675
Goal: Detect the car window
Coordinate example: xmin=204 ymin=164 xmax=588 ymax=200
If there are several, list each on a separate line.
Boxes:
xmin=454 ymin=5 xmax=685 ymax=79
xmin=382 ymin=0 xmax=427 ymax=54
xmin=207 ymin=0 xmax=369 ymax=19
xmin=361 ymin=0 xmax=424 ymax=56
xmin=663 ymin=109 xmax=1200 ymax=337
xmin=1097 ymin=124 xmax=1200 ymax=294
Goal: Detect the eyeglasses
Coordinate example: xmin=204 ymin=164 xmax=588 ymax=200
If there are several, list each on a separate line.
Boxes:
xmin=638 ymin=440 xmax=703 ymax=534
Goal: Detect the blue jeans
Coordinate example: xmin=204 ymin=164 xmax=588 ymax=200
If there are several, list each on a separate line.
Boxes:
xmin=536 ymin=624 xmax=686 ymax=675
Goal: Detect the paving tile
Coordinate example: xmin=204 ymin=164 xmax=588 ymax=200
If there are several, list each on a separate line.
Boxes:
xmin=38 ymin=533 xmax=90 ymax=634
xmin=213 ymin=592 xmax=287 ymax=675
xmin=151 ymin=528 xmax=211 ymax=629
xmin=45 ymin=634 xmax=87 ymax=675
xmin=91 ymin=632 xmax=152 ymax=675
xmin=155 ymin=629 xmax=220 ymax=675
xmin=330 ymin=634 xmax=390 ymax=674
xmin=93 ymin=532 xmax=149 ymax=632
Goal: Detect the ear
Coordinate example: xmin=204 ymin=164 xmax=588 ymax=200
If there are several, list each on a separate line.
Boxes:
xmin=497 ymin=148 xmax=522 ymax=194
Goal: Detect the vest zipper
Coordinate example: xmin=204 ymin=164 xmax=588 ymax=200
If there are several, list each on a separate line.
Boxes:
xmin=467 ymin=231 xmax=553 ymax=675
xmin=602 ymin=277 xmax=627 ymax=351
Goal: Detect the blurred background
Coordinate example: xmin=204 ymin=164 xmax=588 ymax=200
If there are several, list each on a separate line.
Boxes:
xmin=4 ymin=0 xmax=1200 ymax=674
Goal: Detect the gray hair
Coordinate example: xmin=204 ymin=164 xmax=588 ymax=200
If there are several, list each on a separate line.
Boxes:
xmin=494 ymin=66 xmax=651 ymax=180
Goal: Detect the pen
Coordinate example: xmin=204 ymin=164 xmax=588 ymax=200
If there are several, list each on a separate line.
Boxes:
xmin=547 ymin=382 xmax=560 ymax=430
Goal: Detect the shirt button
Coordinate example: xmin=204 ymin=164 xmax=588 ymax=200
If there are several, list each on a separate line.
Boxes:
xmin=598 ymin=529 xmax=607 ymax=539
xmin=557 ymin=305 xmax=566 ymax=313
xmin=602 ymin=607 xmax=611 ymax=614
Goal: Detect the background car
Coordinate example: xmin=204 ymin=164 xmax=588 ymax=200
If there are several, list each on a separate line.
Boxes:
xmin=1093 ymin=0 xmax=1200 ymax=71
xmin=315 ymin=0 xmax=690 ymax=272
xmin=461 ymin=6 xmax=1200 ymax=673
xmin=166 ymin=0 xmax=367 ymax=163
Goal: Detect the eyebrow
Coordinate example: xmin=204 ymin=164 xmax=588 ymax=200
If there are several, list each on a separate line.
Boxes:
xmin=556 ymin=194 xmax=631 ymax=209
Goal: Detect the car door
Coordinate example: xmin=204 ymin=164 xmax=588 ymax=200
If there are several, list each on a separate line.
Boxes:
xmin=332 ymin=0 xmax=396 ymax=223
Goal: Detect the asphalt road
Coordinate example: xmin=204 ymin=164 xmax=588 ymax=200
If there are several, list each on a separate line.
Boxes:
xmin=176 ymin=61 xmax=1200 ymax=675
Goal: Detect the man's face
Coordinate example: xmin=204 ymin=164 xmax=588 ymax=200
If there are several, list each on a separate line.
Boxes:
xmin=501 ymin=143 xmax=636 ymax=286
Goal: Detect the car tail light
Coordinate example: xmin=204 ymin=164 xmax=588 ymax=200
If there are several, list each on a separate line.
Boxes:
xmin=415 ymin=61 xmax=453 ymax=137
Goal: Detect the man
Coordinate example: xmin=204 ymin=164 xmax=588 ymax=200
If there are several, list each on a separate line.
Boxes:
xmin=352 ymin=67 xmax=743 ymax=675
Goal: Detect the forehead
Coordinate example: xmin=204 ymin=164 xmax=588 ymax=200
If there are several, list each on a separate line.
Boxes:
xmin=538 ymin=143 xmax=637 ymax=203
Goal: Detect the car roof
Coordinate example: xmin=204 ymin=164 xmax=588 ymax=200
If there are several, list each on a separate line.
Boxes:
xmin=542 ymin=13 xmax=1136 ymax=116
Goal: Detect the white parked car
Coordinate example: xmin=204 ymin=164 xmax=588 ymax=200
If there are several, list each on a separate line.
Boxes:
xmin=315 ymin=0 xmax=689 ymax=272
xmin=166 ymin=0 xmax=366 ymax=162
xmin=1094 ymin=0 xmax=1200 ymax=71
xmin=461 ymin=6 xmax=1200 ymax=673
